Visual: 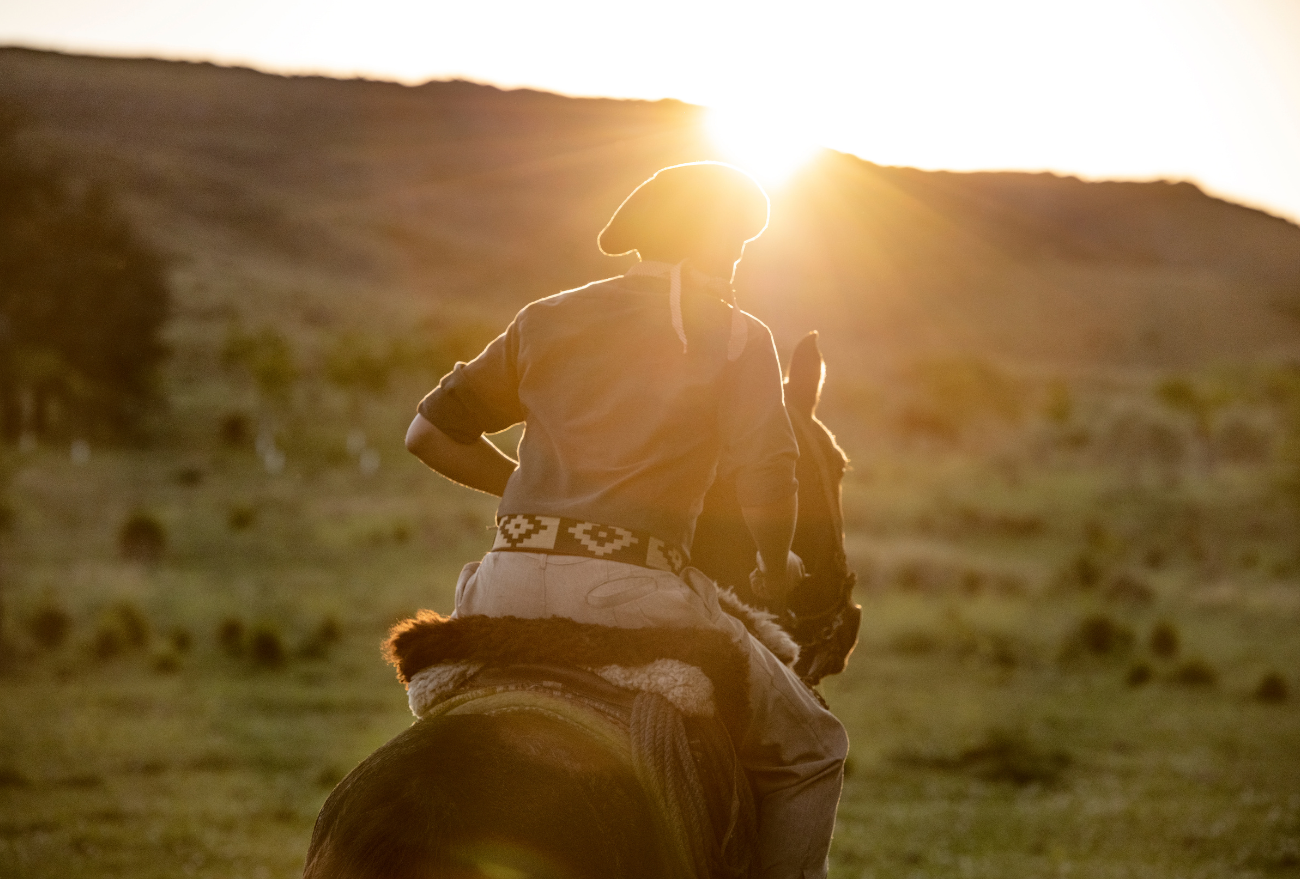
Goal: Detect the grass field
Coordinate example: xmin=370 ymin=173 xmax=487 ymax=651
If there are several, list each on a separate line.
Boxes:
xmin=2 ymin=378 xmax=1299 ymax=879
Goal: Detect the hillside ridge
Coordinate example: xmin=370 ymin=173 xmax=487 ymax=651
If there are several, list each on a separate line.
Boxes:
xmin=2 ymin=45 xmax=1298 ymax=368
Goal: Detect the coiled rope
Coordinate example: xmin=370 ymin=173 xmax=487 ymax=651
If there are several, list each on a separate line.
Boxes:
xmin=630 ymin=692 xmax=712 ymax=878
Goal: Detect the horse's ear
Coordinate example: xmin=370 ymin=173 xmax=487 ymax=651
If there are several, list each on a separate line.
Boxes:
xmin=784 ymin=331 xmax=825 ymax=418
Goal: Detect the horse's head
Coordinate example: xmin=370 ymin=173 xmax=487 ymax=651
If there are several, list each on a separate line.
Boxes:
xmin=693 ymin=331 xmax=861 ymax=685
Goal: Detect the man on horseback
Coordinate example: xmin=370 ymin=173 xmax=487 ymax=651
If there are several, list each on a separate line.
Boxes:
xmin=406 ymin=162 xmax=848 ymax=879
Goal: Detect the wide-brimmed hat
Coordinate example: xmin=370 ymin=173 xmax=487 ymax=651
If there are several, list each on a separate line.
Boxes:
xmin=598 ymin=162 xmax=770 ymax=258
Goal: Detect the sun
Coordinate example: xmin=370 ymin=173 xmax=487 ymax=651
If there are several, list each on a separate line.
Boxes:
xmin=705 ymin=106 xmax=822 ymax=187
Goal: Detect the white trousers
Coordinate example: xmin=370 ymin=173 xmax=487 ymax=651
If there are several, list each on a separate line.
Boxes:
xmin=456 ymin=551 xmax=849 ymax=879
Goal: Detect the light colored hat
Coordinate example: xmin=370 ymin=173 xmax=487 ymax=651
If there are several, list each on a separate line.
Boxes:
xmin=598 ymin=162 xmax=770 ymax=258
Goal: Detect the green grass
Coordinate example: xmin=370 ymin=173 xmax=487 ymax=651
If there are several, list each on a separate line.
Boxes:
xmin=2 ymin=403 xmax=1299 ymax=878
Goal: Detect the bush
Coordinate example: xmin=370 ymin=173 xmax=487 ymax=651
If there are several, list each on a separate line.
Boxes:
xmin=227 ymin=505 xmax=257 ymax=531
xmin=92 ymin=624 xmax=124 ymax=660
xmin=897 ymin=727 xmax=1070 ymax=786
xmin=1060 ymin=613 xmax=1133 ymax=660
xmin=315 ymin=615 xmax=342 ymax=645
xmin=219 ymin=413 xmax=251 ymax=448
xmin=1056 ymin=553 xmax=1104 ymax=591
xmin=169 ymin=627 xmax=192 ymax=653
xmin=1126 ymin=663 xmax=1153 ymax=687
xmin=249 ymin=624 xmax=286 ymax=668
xmin=26 ymin=603 xmax=72 ymax=650
xmin=1149 ymin=620 xmax=1180 ymax=658
xmin=106 ymin=601 xmax=150 ymax=650
xmin=1103 ymin=573 xmax=1155 ymax=605
xmin=91 ymin=601 xmax=150 ymax=660
xmin=119 ymin=512 xmax=166 ymax=563
xmin=299 ymin=615 xmax=343 ymax=660
xmin=959 ymin=569 xmax=984 ymax=596
xmin=217 ymin=617 xmax=244 ymax=656
xmin=1171 ymin=657 xmax=1217 ymax=687
xmin=1255 ymin=672 xmax=1288 ymax=703
xmin=889 ymin=629 xmax=939 ymax=655
xmin=151 ymin=650 xmax=181 ymax=674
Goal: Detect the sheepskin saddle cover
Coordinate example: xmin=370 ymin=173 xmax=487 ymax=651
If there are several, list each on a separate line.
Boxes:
xmin=387 ymin=613 xmax=759 ymax=737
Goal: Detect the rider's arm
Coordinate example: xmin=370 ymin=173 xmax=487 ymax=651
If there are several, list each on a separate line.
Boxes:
xmin=742 ymin=493 xmax=803 ymax=605
xmin=405 ymin=413 xmax=516 ymax=498
xmin=720 ymin=318 xmax=802 ymax=605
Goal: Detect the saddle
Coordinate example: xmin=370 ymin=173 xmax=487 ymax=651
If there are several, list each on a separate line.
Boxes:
xmin=385 ymin=607 xmax=796 ymax=879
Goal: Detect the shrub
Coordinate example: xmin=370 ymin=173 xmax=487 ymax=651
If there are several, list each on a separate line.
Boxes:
xmin=982 ymin=632 xmax=1019 ymax=669
xmin=1061 ymin=613 xmax=1133 ymax=660
xmin=119 ymin=512 xmax=166 ymax=563
xmin=151 ymin=650 xmax=181 ymax=674
xmin=1255 ymin=672 xmax=1288 ymax=703
xmin=227 ymin=505 xmax=257 ymax=531
xmin=90 ymin=602 xmax=149 ymax=659
xmin=994 ymin=574 xmax=1028 ymax=598
xmin=174 ymin=466 xmax=204 ymax=487
xmin=106 ymin=601 xmax=150 ymax=649
xmin=169 ymin=627 xmax=192 ymax=653
xmin=219 ymin=413 xmax=251 ymax=448
xmin=1215 ymin=416 xmax=1272 ymax=464
xmin=1149 ymin=620 xmax=1180 ymax=658
xmin=889 ymin=629 xmax=939 ymax=655
xmin=217 ymin=617 xmax=244 ymax=656
xmin=27 ymin=603 xmax=72 ymax=650
xmin=315 ymin=615 xmax=342 ymax=645
xmin=1171 ymin=657 xmax=1217 ymax=687
xmin=1126 ymin=663 xmax=1153 ymax=687
xmin=92 ymin=624 xmax=124 ymax=660
xmin=959 ymin=569 xmax=984 ymax=596
xmin=1103 ymin=573 xmax=1155 ymax=605
xmin=91 ymin=601 xmax=150 ymax=660
xmin=315 ymin=765 xmax=345 ymax=789
xmin=894 ymin=563 xmax=924 ymax=593
xmin=897 ymin=727 xmax=1070 ymax=786
xmin=1056 ymin=553 xmax=1104 ymax=591
xmin=956 ymin=729 xmax=1070 ymax=785
xmin=0 ymin=768 xmax=30 ymax=788
xmin=299 ymin=615 xmax=343 ymax=660
xmin=249 ymin=624 xmax=286 ymax=668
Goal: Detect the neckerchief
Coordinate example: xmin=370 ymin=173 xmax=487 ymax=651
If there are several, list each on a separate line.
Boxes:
xmin=625 ymin=261 xmax=748 ymax=361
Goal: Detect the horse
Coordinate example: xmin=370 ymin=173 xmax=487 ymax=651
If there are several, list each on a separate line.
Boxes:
xmin=302 ymin=332 xmax=858 ymax=879
xmin=693 ymin=331 xmax=860 ymax=685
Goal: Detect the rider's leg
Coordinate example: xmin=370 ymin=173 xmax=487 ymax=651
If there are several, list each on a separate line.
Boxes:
xmin=458 ymin=551 xmax=848 ymax=879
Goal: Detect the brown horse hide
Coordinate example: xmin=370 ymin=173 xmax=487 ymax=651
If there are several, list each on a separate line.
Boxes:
xmin=692 ymin=332 xmax=860 ymax=684
xmin=302 ymin=710 xmax=667 ymax=879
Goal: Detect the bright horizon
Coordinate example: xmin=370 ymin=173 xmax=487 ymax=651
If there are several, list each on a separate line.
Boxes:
xmin=4 ymin=0 xmax=1300 ymax=222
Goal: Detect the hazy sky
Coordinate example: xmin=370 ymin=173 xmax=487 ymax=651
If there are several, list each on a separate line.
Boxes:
xmin=4 ymin=0 xmax=1300 ymax=222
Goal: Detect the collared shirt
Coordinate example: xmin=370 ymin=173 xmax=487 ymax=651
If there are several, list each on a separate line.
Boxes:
xmin=418 ymin=271 xmax=798 ymax=553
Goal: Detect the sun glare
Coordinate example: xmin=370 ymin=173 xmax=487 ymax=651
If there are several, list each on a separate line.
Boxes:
xmin=705 ymin=107 xmax=821 ymax=187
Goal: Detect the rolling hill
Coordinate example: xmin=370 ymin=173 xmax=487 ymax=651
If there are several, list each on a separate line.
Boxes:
xmin=3 ymin=45 xmax=1299 ymax=370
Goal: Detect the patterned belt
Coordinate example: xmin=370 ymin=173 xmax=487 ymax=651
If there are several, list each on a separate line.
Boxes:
xmin=491 ymin=513 xmax=688 ymax=575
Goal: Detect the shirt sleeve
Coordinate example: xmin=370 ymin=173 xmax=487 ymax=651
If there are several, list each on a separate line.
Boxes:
xmin=417 ymin=317 xmax=526 ymax=444
xmin=717 ymin=317 xmax=799 ymax=506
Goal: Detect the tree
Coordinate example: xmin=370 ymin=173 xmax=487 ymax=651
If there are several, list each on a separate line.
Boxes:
xmin=0 ymin=100 xmax=170 ymax=441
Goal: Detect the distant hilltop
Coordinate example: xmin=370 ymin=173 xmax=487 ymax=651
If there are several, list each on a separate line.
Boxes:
xmin=3 ymin=45 xmax=1298 ymax=368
